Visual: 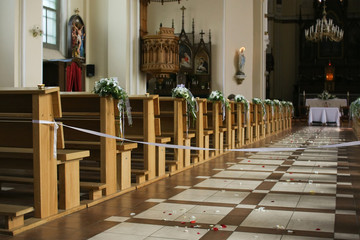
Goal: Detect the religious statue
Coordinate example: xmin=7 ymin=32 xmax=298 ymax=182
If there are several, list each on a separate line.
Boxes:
xmin=235 ymin=47 xmax=246 ymax=82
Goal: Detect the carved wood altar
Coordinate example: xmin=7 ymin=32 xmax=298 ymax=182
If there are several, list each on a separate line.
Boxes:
xmin=141 ymin=27 xmax=180 ymax=78
xmin=141 ymin=5 xmax=212 ymax=97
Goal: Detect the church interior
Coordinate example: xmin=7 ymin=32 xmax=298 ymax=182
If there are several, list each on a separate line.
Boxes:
xmin=0 ymin=0 xmax=360 ymax=239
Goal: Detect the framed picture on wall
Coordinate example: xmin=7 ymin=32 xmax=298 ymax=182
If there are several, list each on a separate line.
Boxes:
xmin=195 ymin=51 xmax=209 ymax=75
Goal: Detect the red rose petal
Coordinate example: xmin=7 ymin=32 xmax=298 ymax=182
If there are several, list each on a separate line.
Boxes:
xmin=197 ymin=232 xmax=200 ymax=235
xmin=190 ymin=225 xmax=194 ymax=228
xmin=213 ymin=227 xmax=219 ymax=231
xmin=262 ymin=166 xmax=265 ymax=168
xmin=316 ymin=228 xmax=321 ymax=231
xmin=181 ymin=222 xmax=186 ymax=224
xmin=290 ymin=178 xmax=294 ymax=181
xmin=169 ymin=213 xmax=172 ymax=215
xmin=221 ymin=224 xmax=227 ymax=228
xmin=190 ymin=220 xmax=196 ymax=224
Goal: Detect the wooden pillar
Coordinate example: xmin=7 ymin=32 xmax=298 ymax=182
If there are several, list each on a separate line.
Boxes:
xmin=174 ymin=100 xmax=184 ymax=169
xmin=32 ymin=91 xmax=59 ymax=218
xmin=100 ymin=97 xmax=117 ymax=195
xmin=196 ymin=99 xmax=204 ymax=162
xmin=143 ymin=98 xmax=156 ymax=179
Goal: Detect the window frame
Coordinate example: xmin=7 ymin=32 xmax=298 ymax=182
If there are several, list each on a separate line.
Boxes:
xmin=43 ymin=0 xmax=60 ymax=50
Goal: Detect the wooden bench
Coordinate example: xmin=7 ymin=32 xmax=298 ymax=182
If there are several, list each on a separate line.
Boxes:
xmin=119 ymin=94 xmax=170 ymax=183
xmin=205 ymin=101 xmax=228 ymax=156
xmin=0 ymin=87 xmax=88 ymax=224
xmin=158 ymin=97 xmax=196 ymax=173
xmin=231 ymin=101 xmax=246 ymax=148
xmin=60 ymin=92 xmax=137 ymax=193
xmin=0 ymin=204 xmax=34 ymax=230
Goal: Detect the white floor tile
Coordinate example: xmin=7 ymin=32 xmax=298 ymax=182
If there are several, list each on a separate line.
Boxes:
xmin=104 ymin=216 xmax=130 ymax=222
xmin=150 ymin=226 xmax=208 ymax=240
xmin=303 ymin=183 xmax=337 ymax=194
xmin=224 ymin=180 xmax=262 ymax=190
xmin=105 ymin=222 xmax=163 ymax=236
xmin=227 ymin=232 xmax=281 ymax=240
xmin=287 ymin=211 xmax=335 ymax=232
xmin=145 ymin=199 xmax=167 ymax=203
xmin=240 ymin=209 xmax=293 ymax=229
xmin=169 ymin=189 xmax=218 ymax=202
xmin=259 ymin=193 xmax=300 ymax=208
xmin=271 ymin=182 xmax=306 ymax=193
xmin=297 ymin=195 xmax=336 ymax=209
xmin=204 ymin=190 xmax=249 ymax=204
xmin=89 ymin=232 xmax=146 ymax=240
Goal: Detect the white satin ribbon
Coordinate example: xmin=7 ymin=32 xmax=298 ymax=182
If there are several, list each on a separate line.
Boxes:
xmin=32 ymin=120 xmax=58 ymax=159
xmin=32 ymin=120 xmax=360 ymax=153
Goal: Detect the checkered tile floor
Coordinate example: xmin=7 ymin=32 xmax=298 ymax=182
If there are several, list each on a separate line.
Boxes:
xmin=85 ymin=127 xmax=359 ymax=240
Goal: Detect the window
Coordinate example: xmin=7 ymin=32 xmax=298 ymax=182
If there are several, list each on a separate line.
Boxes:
xmin=43 ymin=0 xmax=59 ymax=49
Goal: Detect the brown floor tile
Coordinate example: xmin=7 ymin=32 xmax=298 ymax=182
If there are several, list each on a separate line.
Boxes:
xmin=218 ymin=208 xmax=252 ymax=226
xmin=241 ymin=193 xmax=266 ymax=205
xmin=335 ymin=214 xmax=359 ymax=234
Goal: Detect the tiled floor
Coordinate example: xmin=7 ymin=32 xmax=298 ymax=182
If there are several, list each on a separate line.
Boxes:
xmin=1 ymin=126 xmax=360 ymax=240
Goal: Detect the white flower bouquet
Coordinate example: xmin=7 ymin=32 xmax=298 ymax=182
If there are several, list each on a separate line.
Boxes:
xmin=252 ymin=98 xmax=266 ymax=117
xmin=172 ymin=84 xmax=198 ymax=122
xmin=318 ymin=90 xmax=336 ymax=100
xmin=94 ymin=78 xmax=132 ymax=137
xmin=208 ymin=90 xmax=230 ymax=110
xmin=350 ymin=98 xmax=360 ymax=119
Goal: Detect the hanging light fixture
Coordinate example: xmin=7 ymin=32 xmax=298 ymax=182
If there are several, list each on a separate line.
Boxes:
xmin=147 ymin=0 xmax=181 ymax=5
xmin=305 ymin=0 xmax=344 ymax=42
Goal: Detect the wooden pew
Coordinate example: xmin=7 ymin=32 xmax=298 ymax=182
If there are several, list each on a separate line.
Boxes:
xmin=265 ymin=104 xmax=274 ymax=135
xmin=158 ymin=97 xmax=195 ymax=173
xmin=0 ymin=87 xmax=88 ymax=225
xmin=205 ymin=101 xmax=229 ymax=156
xmin=256 ymin=103 xmax=266 ymax=139
xmin=232 ymin=101 xmax=246 ymax=148
xmin=59 ymin=92 xmax=137 ymax=195
xmin=120 ymin=95 xmax=170 ymax=183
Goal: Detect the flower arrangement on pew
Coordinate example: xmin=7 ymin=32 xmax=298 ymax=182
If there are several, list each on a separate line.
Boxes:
xmin=282 ymin=101 xmax=294 ymax=115
xmin=264 ymin=99 xmax=274 ymax=115
xmin=234 ymin=94 xmax=249 ymax=113
xmin=318 ymin=90 xmax=336 ymax=100
xmin=171 ymin=84 xmax=198 ymax=125
xmin=234 ymin=94 xmax=249 ymax=123
xmin=209 ymin=90 xmax=230 ymax=121
xmin=350 ymin=98 xmax=360 ymax=119
xmin=273 ymin=99 xmax=282 ymax=113
xmin=93 ymin=77 xmax=132 ymax=137
xmin=208 ymin=90 xmax=231 ymax=110
xmin=252 ymin=98 xmax=266 ymax=117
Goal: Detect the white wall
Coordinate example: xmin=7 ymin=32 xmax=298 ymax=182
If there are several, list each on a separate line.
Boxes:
xmin=224 ymin=0 xmax=254 ymax=100
xmin=0 ymin=0 xmax=42 ymax=88
xmin=24 ymin=0 xmax=43 ymax=87
xmin=0 ymin=0 xmax=17 ymax=87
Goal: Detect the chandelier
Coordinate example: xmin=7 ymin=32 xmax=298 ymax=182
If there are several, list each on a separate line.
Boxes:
xmin=147 ymin=0 xmax=181 ymax=4
xmin=305 ymin=0 xmax=343 ymax=42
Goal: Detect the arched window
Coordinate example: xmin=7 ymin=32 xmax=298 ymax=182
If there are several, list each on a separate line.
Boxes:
xmin=43 ymin=0 xmax=59 ymax=49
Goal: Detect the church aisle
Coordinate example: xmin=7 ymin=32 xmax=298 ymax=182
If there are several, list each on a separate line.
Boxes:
xmin=2 ymin=126 xmax=360 ymax=240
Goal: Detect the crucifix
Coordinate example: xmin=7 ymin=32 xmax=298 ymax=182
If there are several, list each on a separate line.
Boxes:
xmin=181 ymin=6 xmax=186 ymax=29
xmin=199 ymin=30 xmax=205 ymax=40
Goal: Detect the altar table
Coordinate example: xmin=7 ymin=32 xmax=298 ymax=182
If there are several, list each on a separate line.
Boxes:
xmin=306 ymin=98 xmax=347 ymax=108
xmin=308 ymin=107 xmax=341 ymax=127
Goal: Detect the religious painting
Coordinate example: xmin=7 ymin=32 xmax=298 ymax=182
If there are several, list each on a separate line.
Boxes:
xmin=179 ymin=44 xmax=192 ymax=69
xmin=195 ymin=51 xmax=209 ymax=75
xmin=67 ymin=14 xmax=86 ymax=61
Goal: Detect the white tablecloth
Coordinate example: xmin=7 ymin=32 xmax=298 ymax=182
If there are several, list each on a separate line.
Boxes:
xmin=306 ymin=98 xmax=347 ymax=108
xmin=308 ymin=107 xmax=341 ymax=126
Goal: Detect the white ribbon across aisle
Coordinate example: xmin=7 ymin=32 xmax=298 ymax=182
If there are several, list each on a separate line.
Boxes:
xmin=31 ymin=120 xmax=360 ymax=158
